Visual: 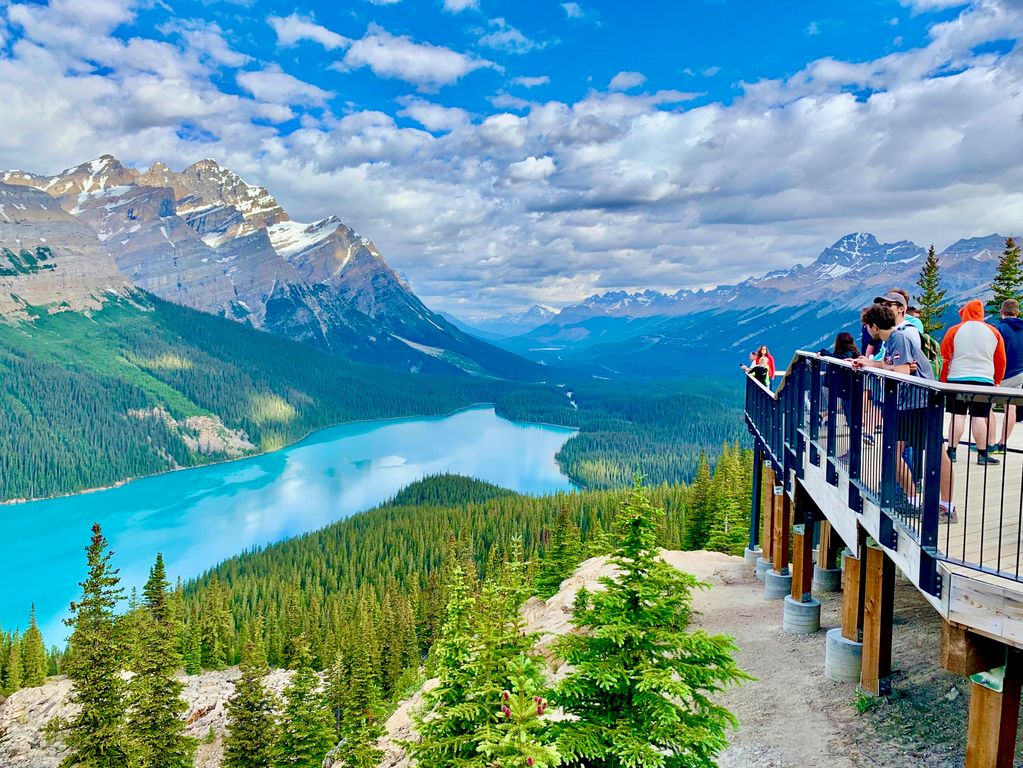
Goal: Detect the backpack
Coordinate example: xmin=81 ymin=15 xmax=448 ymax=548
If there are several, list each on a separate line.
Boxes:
xmin=919 ymin=331 xmax=944 ymax=378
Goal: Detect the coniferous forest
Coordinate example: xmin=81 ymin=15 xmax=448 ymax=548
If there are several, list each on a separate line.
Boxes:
xmin=0 ymin=467 xmax=752 ymax=767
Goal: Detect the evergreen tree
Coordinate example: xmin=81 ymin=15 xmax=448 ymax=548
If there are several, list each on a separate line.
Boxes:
xmin=330 ymin=639 xmax=384 ymax=768
xmin=62 ymin=524 xmax=131 ymax=768
xmin=408 ymin=563 xmax=477 ymax=766
xmin=555 ymin=482 xmax=749 ymax=768
xmin=989 ymin=236 xmax=1023 ymax=316
xmin=478 ymin=654 xmax=560 ymax=768
xmin=224 ymin=633 xmax=279 ymax=768
xmin=536 ymin=507 xmax=583 ymax=597
xmin=278 ymin=636 xmax=336 ymax=768
xmin=684 ymin=453 xmax=713 ymax=550
xmin=183 ymin=626 xmax=203 ymax=675
xmin=22 ymin=606 xmax=48 ymax=688
xmin=126 ymin=553 xmax=196 ymax=768
xmin=916 ymin=244 xmax=949 ymax=334
xmin=4 ymin=637 xmax=23 ymax=695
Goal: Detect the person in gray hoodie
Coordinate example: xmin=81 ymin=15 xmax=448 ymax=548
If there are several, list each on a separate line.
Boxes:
xmin=995 ymin=299 xmax=1023 ymax=450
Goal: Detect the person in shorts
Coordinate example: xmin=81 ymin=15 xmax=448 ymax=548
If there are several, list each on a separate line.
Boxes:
xmin=940 ymin=300 xmax=1007 ymax=465
xmin=855 ymin=304 xmax=956 ymax=521
xmin=995 ymin=299 xmax=1023 ymax=450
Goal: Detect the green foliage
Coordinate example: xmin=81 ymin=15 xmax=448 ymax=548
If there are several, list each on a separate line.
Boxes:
xmin=61 ymin=524 xmax=131 ymax=768
xmin=3 ymin=636 xmax=23 ymax=695
xmin=988 ymin=236 xmax=1023 ymax=316
xmin=223 ymin=636 xmax=279 ymax=768
xmin=554 ymin=482 xmax=750 ymax=768
xmin=278 ymin=638 xmax=337 ymax=768
xmin=854 ymin=690 xmax=879 ymax=715
xmin=126 ymin=554 xmax=196 ymax=768
xmin=536 ymin=507 xmax=583 ymax=598
xmin=477 ymin=654 xmax=560 ymax=768
xmin=390 ymin=474 xmax=516 ymax=507
xmin=21 ymin=606 xmax=48 ymax=688
xmin=916 ymin=244 xmax=949 ymax=335
xmin=683 ymin=453 xmax=714 ymax=550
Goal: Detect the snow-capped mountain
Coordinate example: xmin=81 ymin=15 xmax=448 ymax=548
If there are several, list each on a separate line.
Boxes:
xmin=447 ymin=304 xmax=558 ymax=339
xmin=0 ymin=155 xmax=538 ymax=380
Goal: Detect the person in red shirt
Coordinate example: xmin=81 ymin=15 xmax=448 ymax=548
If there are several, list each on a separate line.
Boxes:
xmin=940 ymin=299 xmax=1007 ymax=465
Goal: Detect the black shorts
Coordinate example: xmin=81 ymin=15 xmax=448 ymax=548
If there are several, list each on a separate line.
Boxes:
xmin=950 ymin=381 xmax=993 ymax=418
xmin=896 ymin=408 xmax=928 ymax=448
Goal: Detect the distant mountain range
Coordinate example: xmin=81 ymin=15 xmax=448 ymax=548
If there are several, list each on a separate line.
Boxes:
xmin=442 ymin=304 xmax=556 ymax=340
xmin=494 ymin=232 xmax=1012 ymax=378
xmin=0 ymin=155 xmax=538 ymax=380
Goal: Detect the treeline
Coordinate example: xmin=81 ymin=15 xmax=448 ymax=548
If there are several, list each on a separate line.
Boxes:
xmin=22 ymin=480 xmax=751 ymax=768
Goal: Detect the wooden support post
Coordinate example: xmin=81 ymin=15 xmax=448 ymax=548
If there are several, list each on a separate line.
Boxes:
xmin=941 ymin=620 xmax=1005 ymax=677
xmin=772 ymin=489 xmax=791 ymax=575
xmin=860 ymin=542 xmax=895 ymax=696
xmin=817 ymin=520 xmax=844 ymax=571
xmin=791 ymin=523 xmax=815 ymax=602
xmin=762 ymin=465 xmax=775 ymax=563
xmin=965 ymin=649 xmax=1022 ymax=768
xmin=841 ymin=552 xmax=862 ymax=642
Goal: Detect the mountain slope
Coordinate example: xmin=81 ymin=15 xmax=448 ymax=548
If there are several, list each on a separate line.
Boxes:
xmin=1 ymin=155 xmax=541 ymax=380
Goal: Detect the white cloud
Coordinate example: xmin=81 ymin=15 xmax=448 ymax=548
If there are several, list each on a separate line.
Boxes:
xmin=806 ymin=20 xmax=821 ymax=35
xmin=333 ymin=24 xmax=495 ymax=90
xmin=511 ymin=75 xmax=551 ymax=88
xmin=268 ymin=14 xmax=350 ymax=50
xmin=366 ymin=0 xmax=402 ymax=4
xmin=506 ymin=155 xmax=556 ymax=182
xmin=478 ymin=18 xmax=547 ymax=54
xmin=561 ymin=2 xmax=584 ymax=18
xmin=900 ymin=0 xmax=969 ymax=12
xmin=397 ymin=97 xmax=470 ymax=133
xmin=609 ymin=70 xmax=645 ymax=91
xmin=443 ymin=0 xmax=479 ymax=11
xmin=236 ymin=65 xmax=332 ymax=105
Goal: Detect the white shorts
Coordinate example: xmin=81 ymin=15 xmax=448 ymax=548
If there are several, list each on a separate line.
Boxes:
xmin=1003 ymin=373 xmax=1023 ymax=389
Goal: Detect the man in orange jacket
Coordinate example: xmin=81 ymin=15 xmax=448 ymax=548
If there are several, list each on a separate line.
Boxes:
xmin=940 ymin=299 xmax=1007 ymax=465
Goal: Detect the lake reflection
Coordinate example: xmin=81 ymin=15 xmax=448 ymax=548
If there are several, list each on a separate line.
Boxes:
xmin=2 ymin=407 xmax=575 ymax=641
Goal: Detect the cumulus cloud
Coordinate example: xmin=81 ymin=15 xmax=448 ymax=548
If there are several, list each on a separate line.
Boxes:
xmin=268 ymin=13 xmax=350 ymax=50
xmin=332 ymin=24 xmax=495 ymax=90
xmin=478 ymin=18 xmax=548 ymax=54
xmin=2 ymin=0 xmax=1023 ymax=315
xmin=609 ymin=70 xmax=646 ymax=91
xmin=443 ymin=0 xmax=479 ymax=11
xmin=561 ymin=2 xmax=584 ymax=19
xmin=511 ymin=75 xmax=551 ymax=88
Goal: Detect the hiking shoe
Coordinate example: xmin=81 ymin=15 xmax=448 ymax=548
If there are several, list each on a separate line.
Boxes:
xmin=947 ymin=447 xmax=957 ymax=463
xmin=977 ymin=452 xmax=1000 ymax=466
xmin=991 ymin=443 xmax=1007 ymax=454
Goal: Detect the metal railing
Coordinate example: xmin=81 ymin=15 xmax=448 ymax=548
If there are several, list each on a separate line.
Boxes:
xmin=746 ymin=351 xmax=1023 ymax=594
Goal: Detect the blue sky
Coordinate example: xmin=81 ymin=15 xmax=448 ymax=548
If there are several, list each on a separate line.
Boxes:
xmin=0 ymin=0 xmax=1021 ymax=314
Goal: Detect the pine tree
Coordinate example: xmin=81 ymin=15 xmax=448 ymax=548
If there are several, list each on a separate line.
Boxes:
xmin=62 ymin=524 xmax=131 ymax=768
xmin=4 ymin=637 xmax=23 ymax=695
xmin=989 ymin=236 xmax=1023 ymax=316
xmin=22 ymin=606 xmax=48 ymax=688
xmin=684 ymin=453 xmax=713 ymax=550
xmin=126 ymin=554 xmax=196 ymax=768
xmin=478 ymin=654 xmax=560 ymax=768
xmin=916 ymin=244 xmax=949 ymax=334
xmin=555 ymin=482 xmax=749 ymax=768
xmin=224 ymin=633 xmax=279 ymax=768
xmin=330 ymin=639 xmax=384 ymax=768
xmin=536 ymin=507 xmax=583 ymax=597
xmin=183 ymin=625 xmax=203 ymax=675
xmin=407 ymin=562 xmax=477 ymax=766
xmin=278 ymin=636 xmax=337 ymax=768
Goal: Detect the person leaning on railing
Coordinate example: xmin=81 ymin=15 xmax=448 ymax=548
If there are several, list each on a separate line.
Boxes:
xmin=853 ymin=304 xmax=958 ymax=523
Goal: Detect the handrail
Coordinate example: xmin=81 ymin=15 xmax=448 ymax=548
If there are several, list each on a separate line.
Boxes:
xmin=745 ymin=350 xmax=1023 ymax=595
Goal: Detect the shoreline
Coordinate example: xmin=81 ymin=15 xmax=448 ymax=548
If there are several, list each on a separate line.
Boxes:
xmin=1 ymin=403 xmax=579 ymax=507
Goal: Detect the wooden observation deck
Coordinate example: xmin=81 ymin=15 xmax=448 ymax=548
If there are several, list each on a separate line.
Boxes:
xmin=745 ymin=352 xmax=1023 ymax=768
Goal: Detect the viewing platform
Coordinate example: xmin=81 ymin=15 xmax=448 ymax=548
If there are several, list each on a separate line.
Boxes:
xmin=745 ymin=352 xmax=1023 ymax=768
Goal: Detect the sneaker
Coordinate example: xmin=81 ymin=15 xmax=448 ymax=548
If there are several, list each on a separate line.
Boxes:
xmin=947 ymin=447 xmax=957 ymax=463
xmin=977 ymin=452 xmax=1001 ymax=466
xmin=991 ymin=443 xmax=1007 ymax=454
xmin=939 ymin=505 xmax=959 ymax=524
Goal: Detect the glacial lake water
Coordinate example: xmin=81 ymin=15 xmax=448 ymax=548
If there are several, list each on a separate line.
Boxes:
xmin=1 ymin=407 xmax=575 ymax=642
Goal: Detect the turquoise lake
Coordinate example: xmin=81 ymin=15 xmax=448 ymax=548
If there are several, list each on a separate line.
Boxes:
xmin=1 ymin=407 xmax=575 ymax=642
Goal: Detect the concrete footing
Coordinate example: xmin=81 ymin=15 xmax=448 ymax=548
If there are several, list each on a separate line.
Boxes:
xmin=783 ymin=595 xmax=821 ymax=634
xmin=825 ymin=627 xmax=863 ymax=683
xmin=755 ymin=557 xmax=771 ymax=581
xmin=812 ymin=565 xmax=843 ymax=592
xmin=764 ymin=569 xmax=792 ymax=600
xmin=744 ymin=547 xmax=762 ymax=570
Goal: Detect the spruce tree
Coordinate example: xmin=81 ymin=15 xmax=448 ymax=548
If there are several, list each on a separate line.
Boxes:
xmin=224 ymin=633 xmax=279 ymax=768
xmin=536 ymin=507 xmax=583 ymax=597
xmin=989 ymin=236 xmax=1023 ymax=316
xmin=62 ymin=524 xmax=131 ymax=768
xmin=684 ymin=453 xmax=713 ymax=550
xmin=407 ymin=562 xmax=477 ymax=766
xmin=478 ymin=654 xmax=560 ymax=768
xmin=278 ymin=636 xmax=337 ymax=768
xmin=916 ymin=244 xmax=949 ymax=334
xmin=4 ymin=637 xmax=23 ymax=695
xmin=126 ymin=554 xmax=196 ymax=768
xmin=330 ymin=639 xmax=384 ymax=768
xmin=555 ymin=482 xmax=749 ymax=768
xmin=22 ymin=606 xmax=48 ymax=688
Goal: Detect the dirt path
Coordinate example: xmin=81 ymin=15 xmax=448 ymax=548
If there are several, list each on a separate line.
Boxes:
xmin=690 ymin=558 xmax=973 ymax=768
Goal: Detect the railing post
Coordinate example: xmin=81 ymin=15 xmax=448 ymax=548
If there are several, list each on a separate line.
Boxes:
xmin=809 ymin=356 xmax=822 ymax=467
xmin=848 ymin=369 xmax=864 ymax=512
xmin=919 ymin=388 xmax=945 ymax=597
xmin=878 ymin=376 xmax=900 ymax=549
xmin=794 ymin=359 xmax=807 ymax=480
xmin=749 ymin=442 xmax=763 ymax=550
xmin=826 ymin=363 xmax=839 ymax=486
